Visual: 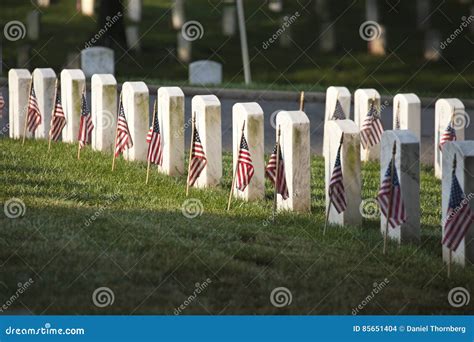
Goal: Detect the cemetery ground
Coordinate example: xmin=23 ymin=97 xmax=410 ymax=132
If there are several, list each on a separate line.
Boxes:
xmin=2 ymin=0 xmax=473 ymax=98
xmin=1 ymin=138 xmax=473 ymax=315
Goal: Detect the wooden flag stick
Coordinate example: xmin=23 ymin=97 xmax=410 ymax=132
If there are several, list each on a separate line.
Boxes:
xmin=227 ymin=120 xmax=246 ymax=211
xmin=299 ymin=91 xmax=305 ymax=111
xmin=146 ymin=99 xmax=157 ymax=184
xmin=48 ymin=79 xmax=59 ymax=152
xmin=22 ymin=78 xmax=33 ymax=146
xmin=111 ymin=92 xmax=122 ymax=171
xmin=324 ymin=133 xmax=344 ymax=235
xmin=383 ymin=141 xmax=397 ymax=255
xmin=185 ymin=113 xmax=196 ymax=197
xmin=272 ymin=125 xmax=282 ymax=218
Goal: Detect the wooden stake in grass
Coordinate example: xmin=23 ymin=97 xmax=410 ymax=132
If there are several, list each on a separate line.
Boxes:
xmin=299 ymin=91 xmax=305 ymax=111
xmin=272 ymin=125 xmax=282 ymax=218
xmin=324 ymin=133 xmax=344 ymax=235
xmin=146 ymin=99 xmax=157 ymax=184
xmin=111 ymin=92 xmax=123 ymax=171
xmin=185 ymin=113 xmax=196 ymax=197
xmin=227 ymin=120 xmax=246 ymax=211
xmin=383 ymin=141 xmax=397 ymax=255
xmin=22 ymin=77 xmax=34 ymax=146
xmin=48 ymin=79 xmax=59 ymax=153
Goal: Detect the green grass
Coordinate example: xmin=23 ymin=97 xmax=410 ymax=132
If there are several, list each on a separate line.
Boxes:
xmin=0 ymin=138 xmax=473 ymax=315
xmin=2 ymin=0 xmax=474 ymax=98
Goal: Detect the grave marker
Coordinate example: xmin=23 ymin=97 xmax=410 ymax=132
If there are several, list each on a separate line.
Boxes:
xmin=189 ymin=61 xmax=222 ymax=85
xmin=91 ymin=74 xmax=117 ymax=152
xmin=393 ymin=93 xmax=421 ymax=141
xmin=81 ymin=47 xmax=114 ymax=78
xmin=8 ymin=69 xmax=31 ymax=139
xmin=32 ymin=68 xmax=56 ymax=139
xmin=60 ymin=69 xmax=85 ymax=143
xmin=354 ymin=88 xmax=382 ymax=161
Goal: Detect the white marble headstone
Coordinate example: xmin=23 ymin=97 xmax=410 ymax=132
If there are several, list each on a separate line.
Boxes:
xmin=354 ymin=88 xmax=382 ymax=161
xmin=325 ymin=120 xmax=362 ymax=226
xmin=81 ymin=0 xmax=95 ymax=16
xmin=177 ymin=32 xmax=192 ymax=63
xmin=441 ymin=142 xmax=474 ymax=267
xmin=380 ymin=130 xmax=420 ymax=244
xmin=81 ymin=47 xmax=115 ymax=78
xmin=323 ymin=86 xmax=350 ymax=159
xmin=32 ymin=68 xmax=56 ymax=139
xmin=275 ymin=110 xmax=311 ymax=212
xmin=434 ymin=98 xmax=465 ymax=179
xmin=191 ymin=95 xmax=222 ymax=187
xmin=393 ymin=93 xmax=421 ymax=141
xmin=91 ymin=74 xmax=117 ymax=153
xmin=61 ymin=69 xmax=85 ymax=143
xmin=127 ymin=0 xmax=142 ymax=22
xmin=26 ymin=10 xmax=40 ymax=41
xmin=189 ymin=61 xmax=222 ymax=85
xmin=8 ymin=69 xmax=32 ymax=139
xmin=232 ymin=102 xmax=264 ymax=201
xmin=172 ymin=0 xmax=186 ymax=29
xmin=222 ymin=5 xmax=236 ymax=36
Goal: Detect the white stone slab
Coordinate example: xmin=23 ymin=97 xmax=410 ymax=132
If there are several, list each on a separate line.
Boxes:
xmin=325 ymin=120 xmax=362 ymax=226
xmin=424 ymin=30 xmax=441 ymax=61
xmin=434 ymin=98 xmax=465 ymax=179
xmin=81 ymin=0 xmax=95 ymax=16
xmin=275 ymin=110 xmax=311 ymax=212
xmin=126 ymin=25 xmax=141 ymax=51
xmin=81 ymin=47 xmax=114 ymax=78
xmin=393 ymin=93 xmax=421 ymax=141
xmin=127 ymin=0 xmax=142 ymax=22
xmin=442 ymin=142 xmax=474 ymax=267
xmin=354 ymin=88 xmax=382 ymax=161
xmin=368 ymin=25 xmax=386 ymax=56
xmin=37 ymin=0 xmax=50 ymax=7
xmin=157 ymin=86 xmax=185 ymax=176
xmin=189 ymin=61 xmax=222 ymax=85
xmin=380 ymin=130 xmax=420 ymax=244
xmin=8 ymin=69 xmax=32 ymax=139
xmin=319 ymin=21 xmax=336 ymax=52
xmin=191 ymin=95 xmax=222 ymax=187
xmin=268 ymin=0 xmax=283 ymax=12
xmin=61 ymin=69 xmax=85 ymax=143
xmin=232 ymin=102 xmax=264 ymax=201
xmin=91 ymin=74 xmax=117 ymax=153
xmin=177 ymin=32 xmax=191 ymax=63
xmin=222 ymin=5 xmax=236 ymax=36
xmin=26 ymin=10 xmax=40 ymax=41
xmin=32 ymin=68 xmax=56 ymax=139
xmin=122 ymin=82 xmax=149 ymax=162
xmin=172 ymin=0 xmax=186 ymax=29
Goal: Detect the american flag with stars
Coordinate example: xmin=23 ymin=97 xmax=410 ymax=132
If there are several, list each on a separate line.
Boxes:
xmin=114 ymin=98 xmax=133 ymax=156
xmin=78 ymin=91 xmax=94 ymax=148
xmin=442 ymin=169 xmax=474 ymax=251
xmin=235 ymin=133 xmax=254 ymax=191
xmin=439 ymin=122 xmax=456 ymax=151
xmin=360 ymin=101 xmax=384 ymax=149
xmin=146 ymin=106 xmax=163 ymax=165
xmin=265 ymin=143 xmax=289 ymax=200
xmin=27 ymin=86 xmax=42 ymax=133
xmin=187 ymin=126 xmax=207 ymax=186
xmin=377 ymin=160 xmax=407 ymax=228
xmin=332 ymin=99 xmax=346 ymax=120
xmin=49 ymin=89 xmax=66 ymax=141
xmin=329 ymin=143 xmax=347 ymax=213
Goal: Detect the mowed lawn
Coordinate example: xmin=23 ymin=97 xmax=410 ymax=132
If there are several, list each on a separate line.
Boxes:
xmin=0 ymin=138 xmax=473 ymax=315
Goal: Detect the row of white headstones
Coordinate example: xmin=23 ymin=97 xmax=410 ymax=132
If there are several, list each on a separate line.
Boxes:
xmin=7 ymin=68 xmax=473 ymax=267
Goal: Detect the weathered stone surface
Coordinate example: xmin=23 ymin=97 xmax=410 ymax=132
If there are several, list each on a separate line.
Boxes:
xmin=91 ymin=74 xmax=117 ymax=152
xmin=393 ymin=93 xmax=421 ymax=141
xmin=189 ymin=61 xmax=222 ymax=85
xmin=61 ymin=69 xmax=85 ymax=143
xmin=81 ymin=47 xmax=114 ymax=78
xmin=354 ymin=88 xmax=382 ymax=161
xmin=32 ymin=68 xmax=56 ymax=139
xmin=8 ymin=69 xmax=32 ymax=139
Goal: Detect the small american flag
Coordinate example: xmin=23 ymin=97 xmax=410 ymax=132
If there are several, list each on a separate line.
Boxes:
xmin=235 ymin=133 xmax=254 ymax=191
xmin=377 ymin=160 xmax=407 ymax=228
xmin=360 ymin=101 xmax=384 ymax=149
xmin=187 ymin=126 xmax=207 ymax=186
xmin=49 ymin=90 xmax=66 ymax=142
xmin=27 ymin=86 xmax=42 ymax=133
xmin=114 ymin=98 xmax=133 ymax=156
xmin=439 ymin=122 xmax=456 ymax=151
xmin=146 ymin=107 xmax=163 ymax=165
xmin=329 ymin=143 xmax=347 ymax=213
xmin=78 ymin=91 xmax=94 ymax=148
xmin=332 ymin=99 xmax=345 ymax=120
xmin=394 ymin=104 xmax=401 ymax=130
xmin=442 ymin=170 xmax=474 ymax=251
xmin=265 ymin=143 xmax=289 ymax=200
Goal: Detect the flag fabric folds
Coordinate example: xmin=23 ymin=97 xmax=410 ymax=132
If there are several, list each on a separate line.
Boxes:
xmin=332 ymin=99 xmax=345 ymax=120
xmin=377 ymin=160 xmax=407 ymax=228
xmin=442 ymin=171 xmax=474 ymax=251
xmin=187 ymin=127 xmax=207 ymax=187
xmin=27 ymin=86 xmax=42 ymax=133
xmin=329 ymin=144 xmax=347 ymax=213
xmin=114 ymin=98 xmax=133 ymax=157
xmin=235 ymin=133 xmax=254 ymax=192
xmin=146 ymin=107 xmax=163 ymax=165
xmin=78 ymin=91 xmax=94 ymax=149
xmin=265 ymin=143 xmax=289 ymax=200
xmin=49 ymin=90 xmax=66 ymax=142
xmin=439 ymin=122 xmax=456 ymax=151
xmin=360 ymin=101 xmax=384 ymax=149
